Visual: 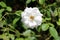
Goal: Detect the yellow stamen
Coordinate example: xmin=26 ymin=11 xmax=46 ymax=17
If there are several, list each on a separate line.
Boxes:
xmin=30 ymin=16 xmax=34 ymax=20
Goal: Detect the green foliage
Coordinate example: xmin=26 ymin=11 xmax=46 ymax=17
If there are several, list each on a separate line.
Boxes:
xmin=32 ymin=0 xmax=35 ymax=2
xmin=57 ymin=19 xmax=60 ymax=25
xmin=25 ymin=37 xmax=37 ymax=40
xmin=23 ymin=30 xmax=35 ymax=37
xmin=12 ymin=17 xmax=20 ymax=26
xmin=15 ymin=38 xmax=24 ymax=40
xmin=39 ymin=0 xmax=45 ymax=5
xmin=54 ymin=9 xmax=58 ymax=16
xmin=0 ymin=1 xmax=7 ymax=7
xmin=6 ymin=7 xmax=12 ymax=11
xmin=15 ymin=10 xmax=22 ymax=16
xmin=0 ymin=9 xmax=5 ymax=18
xmin=9 ymin=34 xmax=15 ymax=40
xmin=0 ymin=0 xmax=60 ymax=40
xmin=41 ymin=23 xmax=49 ymax=31
xmin=26 ymin=0 xmax=31 ymax=4
xmin=49 ymin=27 xmax=59 ymax=40
xmin=26 ymin=0 xmax=35 ymax=4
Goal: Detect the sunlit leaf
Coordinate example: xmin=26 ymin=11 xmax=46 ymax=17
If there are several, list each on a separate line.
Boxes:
xmin=6 ymin=7 xmax=12 ymax=11
xmin=15 ymin=30 xmax=20 ymax=37
xmin=26 ymin=0 xmax=31 ymax=4
xmin=54 ymin=9 xmax=58 ymax=16
xmin=0 ymin=21 xmax=3 ymax=27
xmin=15 ymin=10 xmax=22 ymax=16
xmin=0 ymin=1 xmax=7 ymax=7
xmin=41 ymin=23 xmax=49 ymax=31
xmin=45 ymin=18 xmax=51 ymax=21
xmin=48 ymin=23 xmax=54 ymax=27
xmin=9 ymin=34 xmax=15 ymax=40
xmin=49 ymin=27 xmax=59 ymax=40
xmin=57 ymin=21 xmax=60 ymax=25
xmin=39 ymin=0 xmax=45 ymax=5
xmin=57 ymin=19 xmax=60 ymax=25
xmin=25 ymin=37 xmax=37 ymax=40
xmin=42 ymin=18 xmax=46 ymax=22
xmin=13 ymin=17 xmax=20 ymax=25
xmin=15 ymin=38 xmax=24 ymax=40
xmin=23 ymin=30 xmax=35 ymax=37
xmin=32 ymin=0 xmax=35 ymax=2
xmin=0 ymin=34 xmax=9 ymax=40
xmin=23 ymin=30 xmax=31 ymax=37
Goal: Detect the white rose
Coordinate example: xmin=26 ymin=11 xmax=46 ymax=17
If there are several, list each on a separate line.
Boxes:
xmin=21 ymin=7 xmax=43 ymax=29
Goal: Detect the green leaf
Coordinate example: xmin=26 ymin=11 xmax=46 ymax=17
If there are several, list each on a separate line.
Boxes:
xmin=46 ymin=10 xmax=51 ymax=17
xmin=41 ymin=23 xmax=49 ymax=31
xmin=39 ymin=0 xmax=45 ymax=5
xmin=6 ymin=7 xmax=12 ymax=11
xmin=15 ymin=38 xmax=24 ymax=40
xmin=56 ymin=0 xmax=60 ymax=2
xmin=42 ymin=18 xmax=46 ymax=22
xmin=0 ymin=9 xmax=5 ymax=18
xmin=15 ymin=30 xmax=20 ymax=37
xmin=49 ymin=27 xmax=59 ymax=40
xmin=0 ymin=34 xmax=9 ymax=40
xmin=13 ymin=17 xmax=20 ymax=25
xmin=32 ymin=0 xmax=35 ymax=2
xmin=0 ymin=21 xmax=3 ymax=27
xmin=59 ymin=37 xmax=60 ymax=40
xmin=23 ymin=30 xmax=34 ymax=37
xmin=9 ymin=34 xmax=15 ymax=40
xmin=26 ymin=0 xmax=31 ymax=4
xmin=2 ymin=20 xmax=7 ymax=25
xmin=54 ymin=38 xmax=60 ymax=40
xmin=54 ymin=9 xmax=58 ymax=16
xmin=15 ymin=10 xmax=22 ymax=16
xmin=0 ymin=18 xmax=2 ymax=21
xmin=48 ymin=23 xmax=54 ymax=27
xmin=45 ymin=18 xmax=51 ymax=21
xmin=0 ymin=9 xmax=5 ymax=13
xmin=57 ymin=19 xmax=60 ymax=25
xmin=25 ymin=37 xmax=36 ymax=40
xmin=23 ymin=30 xmax=32 ymax=37
xmin=37 ymin=26 xmax=41 ymax=32
xmin=8 ymin=24 xmax=15 ymax=29
xmin=0 ymin=1 xmax=7 ymax=7
xmin=57 ymin=21 xmax=60 ymax=25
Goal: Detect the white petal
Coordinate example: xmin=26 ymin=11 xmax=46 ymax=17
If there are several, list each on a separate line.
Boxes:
xmin=35 ymin=16 xmax=42 ymax=21
xmin=21 ymin=14 xmax=30 ymax=23
xmin=24 ymin=7 xmax=32 ymax=13
xmin=23 ymin=20 xmax=30 ymax=28
xmin=34 ymin=16 xmax=42 ymax=25
xmin=32 ymin=7 xmax=40 ymax=14
xmin=21 ymin=12 xmax=24 ymax=17
xmin=28 ymin=21 xmax=37 ymax=28
xmin=24 ymin=20 xmax=29 ymax=25
xmin=31 ymin=7 xmax=43 ymax=16
xmin=24 ymin=20 xmax=37 ymax=29
xmin=21 ymin=12 xmax=29 ymax=17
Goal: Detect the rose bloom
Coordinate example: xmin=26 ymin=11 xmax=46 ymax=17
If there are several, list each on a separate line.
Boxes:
xmin=21 ymin=7 xmax=43 ymax=29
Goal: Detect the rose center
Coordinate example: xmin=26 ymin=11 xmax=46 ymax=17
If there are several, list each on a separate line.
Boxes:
xmin=30 ymin=16 xmax=34 ymax=20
